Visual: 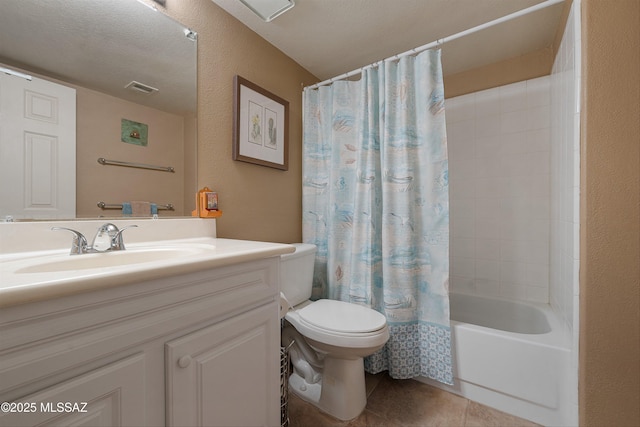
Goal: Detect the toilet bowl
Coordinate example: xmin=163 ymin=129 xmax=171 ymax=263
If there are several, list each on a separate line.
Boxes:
xmin=280 ymin=244 xmax=389 ymax=421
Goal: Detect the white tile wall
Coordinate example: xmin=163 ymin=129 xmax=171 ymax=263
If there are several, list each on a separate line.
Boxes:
xmin=551 ymin=3 xmax=581 ymax=422
xmin=446 ymin=76 xmax=552 ymax=303
xmin=445 ymin=4 xmax=580 ymax=319
xmin=550 ymin=0 xmax=581 ymax=338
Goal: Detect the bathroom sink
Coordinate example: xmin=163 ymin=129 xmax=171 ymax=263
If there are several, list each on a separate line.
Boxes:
xmin=0 ymin=220 xmax=295 ymax=309
xmin=14 ymin=245 xmax=212 ymax=274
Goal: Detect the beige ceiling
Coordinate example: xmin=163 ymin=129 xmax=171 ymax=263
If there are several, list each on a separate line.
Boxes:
xmin=211 ymin=0 xmax=567 ymax=81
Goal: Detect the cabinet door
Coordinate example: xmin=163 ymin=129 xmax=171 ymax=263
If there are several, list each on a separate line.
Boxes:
xmin=166 ymin=302 xmax=280 ymax=427
xmin=0 ymin=354 xmax=146 ymax=427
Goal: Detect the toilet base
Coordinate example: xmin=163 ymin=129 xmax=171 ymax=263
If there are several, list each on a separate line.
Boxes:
xmin=289 ymin=355 xmax=367 ymax=421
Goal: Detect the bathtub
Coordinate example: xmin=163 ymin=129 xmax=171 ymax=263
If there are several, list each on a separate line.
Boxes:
xmin=420 ymin=293 xmax=573 ymax=426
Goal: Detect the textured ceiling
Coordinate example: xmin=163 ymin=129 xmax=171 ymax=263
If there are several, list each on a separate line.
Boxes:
xmin=0 ymin=0 xmax=196 ymax=115
xmin=212 ymin=0 xmax=566 ymax=81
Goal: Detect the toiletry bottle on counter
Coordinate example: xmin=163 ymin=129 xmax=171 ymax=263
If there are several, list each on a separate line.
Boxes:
xmin=192 ymin=187 xmax=222 ymax=218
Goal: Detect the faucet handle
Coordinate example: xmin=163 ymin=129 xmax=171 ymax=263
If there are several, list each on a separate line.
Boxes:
xmin=51 ymin=227 xmax=89 ymax=255
xmin=113 ymin=225 xmax=138 ymax=250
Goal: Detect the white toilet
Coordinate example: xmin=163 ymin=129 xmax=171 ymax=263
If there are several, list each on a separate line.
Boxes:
xmin=280 ymin=243 xmax=389 ymax=421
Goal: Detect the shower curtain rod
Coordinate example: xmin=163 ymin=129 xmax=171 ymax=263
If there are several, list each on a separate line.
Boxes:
xmin=305 ymin=0 xmax=565 ymax=90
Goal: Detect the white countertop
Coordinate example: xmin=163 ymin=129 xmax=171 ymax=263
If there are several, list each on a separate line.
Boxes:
xmin=0 ymin=219 xmax=295 ymax=308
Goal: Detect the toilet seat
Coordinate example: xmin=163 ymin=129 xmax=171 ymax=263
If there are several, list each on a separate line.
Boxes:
xmin=298 ymin=299 xmax=387 ymax=333
xmin=285 ymin=299 xmax=389 ymax=349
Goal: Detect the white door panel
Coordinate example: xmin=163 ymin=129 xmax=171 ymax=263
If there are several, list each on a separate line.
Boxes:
xmin=0 ymin=70 xmax=76 ymax=219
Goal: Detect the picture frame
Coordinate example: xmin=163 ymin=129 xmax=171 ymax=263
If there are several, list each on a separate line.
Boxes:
xmin=233 ymin=75 xmax=289 ymax=170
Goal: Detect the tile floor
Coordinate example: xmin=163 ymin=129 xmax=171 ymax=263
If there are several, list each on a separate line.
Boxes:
xmin=287 ymin=372 xmax=541 ymax=427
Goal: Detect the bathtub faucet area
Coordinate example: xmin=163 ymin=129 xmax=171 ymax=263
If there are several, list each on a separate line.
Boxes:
xmin=52 ymin=223 xmax=138 ymax=254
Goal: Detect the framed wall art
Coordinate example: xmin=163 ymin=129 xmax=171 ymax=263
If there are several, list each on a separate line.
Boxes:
xmin=233 ymin=75 xmax=289 ymax=170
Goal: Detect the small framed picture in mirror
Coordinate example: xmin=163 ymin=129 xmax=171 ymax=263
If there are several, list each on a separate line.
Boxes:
xmin=233 ymin=75 xmax=289 ymax=170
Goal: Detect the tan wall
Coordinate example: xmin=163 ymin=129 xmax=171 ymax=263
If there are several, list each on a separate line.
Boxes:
xmin=443 ymin=47 xmax=553 ymax=98
xmin=163 ymin=1 xmax=318 ymax=243
xmin=579 ymin=1 xmax=640 ymax=425
xmin=183 ymin=115 xmax=198 ymax=213
xmin=76 ymin=87 xmax=187 ymax=218
xmin=443 ymin=0 xmax=572 ymax=99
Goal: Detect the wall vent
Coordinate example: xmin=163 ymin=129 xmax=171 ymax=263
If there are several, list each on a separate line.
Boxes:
xmin=125 ymin=81 xmax=159 ymax=95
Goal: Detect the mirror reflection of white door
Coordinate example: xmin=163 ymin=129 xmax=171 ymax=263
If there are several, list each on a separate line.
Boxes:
xmin=0 ymin=70 xmax=76 ymax=219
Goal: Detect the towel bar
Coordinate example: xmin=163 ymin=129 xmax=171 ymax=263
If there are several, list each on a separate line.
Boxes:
xmin=97 ymin=202 xmax=174 ymax=210
xmin=97 ymin=157 xmax=175 ymax=173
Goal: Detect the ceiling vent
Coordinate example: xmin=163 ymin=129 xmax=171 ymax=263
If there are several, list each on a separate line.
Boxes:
xmin=125 ymin=81 xmax=159 ymax=95
xmin=239 ymin=0 xmax=295 ymax=22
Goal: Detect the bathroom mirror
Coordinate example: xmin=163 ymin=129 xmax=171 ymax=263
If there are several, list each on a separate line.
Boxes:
xmin=0 ymin=0 xmax=197 ymax=220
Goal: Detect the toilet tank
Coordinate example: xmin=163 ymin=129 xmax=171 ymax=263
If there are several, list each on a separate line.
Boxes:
xmin=280 ymin=243 xmax=316 ymax=306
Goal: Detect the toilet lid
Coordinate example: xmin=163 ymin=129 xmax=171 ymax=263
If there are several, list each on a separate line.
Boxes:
xmin=298 ymin=299 xmax=387 ymax=333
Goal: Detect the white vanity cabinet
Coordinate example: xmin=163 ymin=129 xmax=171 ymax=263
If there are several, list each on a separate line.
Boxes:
xmin=0 ymin=256 xmax=283 ymax=427
xmin=166 ymin=302 xmax=280 ymax=426
xmin=0 ymin=354 xmax=146 ymax=427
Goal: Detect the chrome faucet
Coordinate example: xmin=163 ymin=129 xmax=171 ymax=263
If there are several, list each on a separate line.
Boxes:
xmin=52 ymin=223 xmax=138 ymax=255
xmin=91 ymin=223 xmax=138 ymax=251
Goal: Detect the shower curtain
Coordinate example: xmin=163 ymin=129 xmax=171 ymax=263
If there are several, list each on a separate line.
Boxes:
xmin=302 ymin=49 xmax=453 ymax=384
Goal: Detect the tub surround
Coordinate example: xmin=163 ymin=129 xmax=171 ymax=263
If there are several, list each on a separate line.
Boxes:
xmin=446 ymin=76 xmax=552 ymax=305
